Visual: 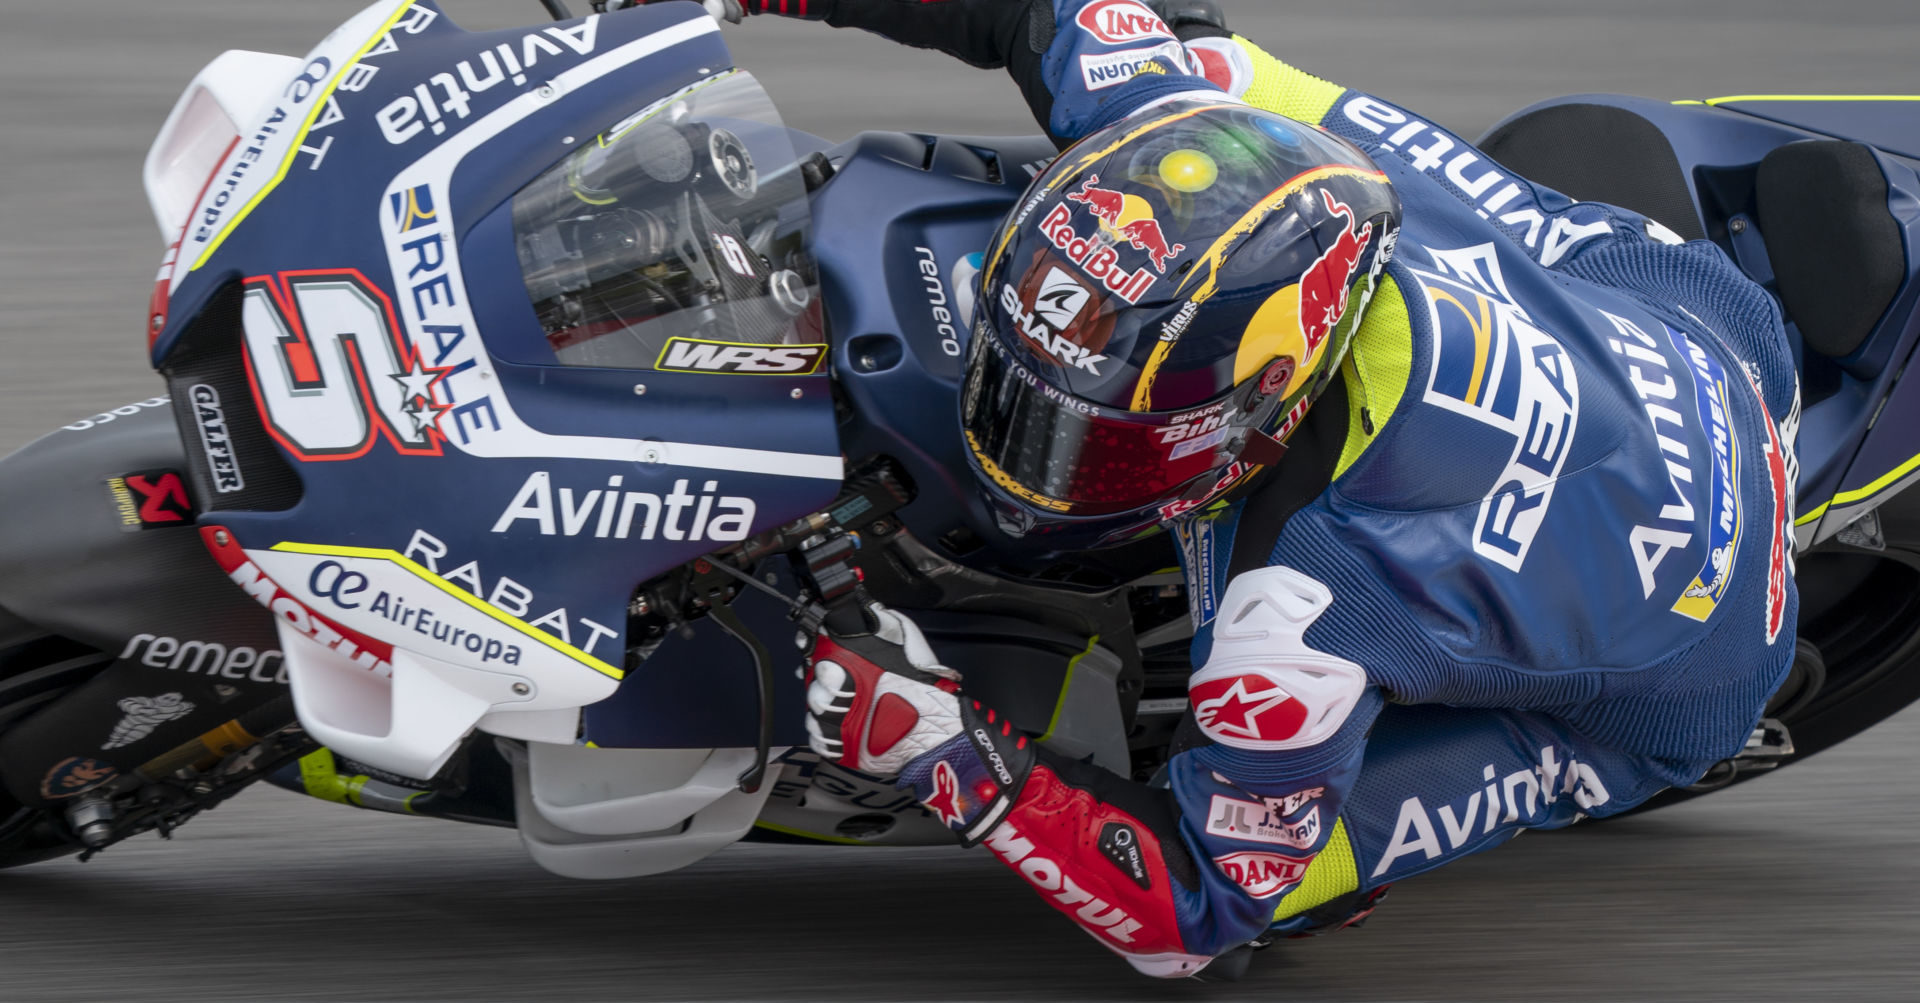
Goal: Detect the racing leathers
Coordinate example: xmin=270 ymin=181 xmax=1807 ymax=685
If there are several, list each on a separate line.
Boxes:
xmin=796 ymin=0 xmax=1802 ymax=978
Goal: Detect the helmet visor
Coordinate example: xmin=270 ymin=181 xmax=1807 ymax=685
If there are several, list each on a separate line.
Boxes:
xmin=961 ymin=328 xmax=1237 ymax=517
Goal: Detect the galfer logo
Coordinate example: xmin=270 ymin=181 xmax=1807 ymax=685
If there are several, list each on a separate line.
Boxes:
xmin=377 ymin=18 xmax=602 ymax=144
xmin=1075 ymin=0 xmax=1175 ymax=45
xmin=655 ymin=338 xmax=827 ymax=375
xmin=189 ymin=385 xmax=245 ymax=493
xmin=491 ymin=471 xmax=758 ymax=542
xmin=1033 ymin=268 xmax=1092 ymax=330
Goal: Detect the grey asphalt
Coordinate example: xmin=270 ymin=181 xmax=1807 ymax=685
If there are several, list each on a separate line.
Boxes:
xmin=2 ymin=1 xmax=1918 ymax=1000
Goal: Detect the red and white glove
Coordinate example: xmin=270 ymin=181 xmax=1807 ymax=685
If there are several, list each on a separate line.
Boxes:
xmin=804 ymin=602 xmax=964 ymax=777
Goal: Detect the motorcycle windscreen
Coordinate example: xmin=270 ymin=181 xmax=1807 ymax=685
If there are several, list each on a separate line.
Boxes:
xmin=509 ymin=71 xmax=822 ymax=369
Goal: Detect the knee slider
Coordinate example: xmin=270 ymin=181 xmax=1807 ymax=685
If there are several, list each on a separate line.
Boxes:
xmin=1189 ymin=566 xmax=1367 ymax=751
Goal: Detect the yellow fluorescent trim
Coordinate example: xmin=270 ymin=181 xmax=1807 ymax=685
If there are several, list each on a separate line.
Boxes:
xmin=1795 ymin=501 xmax=1829 ymax=527
xmin=1039 ymin=635 xmax=1101 ymax=743
xmin=752 ymin=820 xmax=872 ymax=846
xmin=268 ymin=540 xmax=624 ymax=680
xmin=1671 ymin=100 xmax=1707 ymax=106
xmin=192 ymin=2 xmax=420 ymax=270
xmin=1705 ymin=94 xmax=1920 ymax=105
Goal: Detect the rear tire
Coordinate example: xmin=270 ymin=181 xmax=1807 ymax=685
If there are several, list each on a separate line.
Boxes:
xmin=0 ymin=633 xmax=113 ymax=868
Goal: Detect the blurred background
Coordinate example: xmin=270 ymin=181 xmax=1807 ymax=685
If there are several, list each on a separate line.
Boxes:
xmin=0 ymin=1 xmax=1916 ymax=999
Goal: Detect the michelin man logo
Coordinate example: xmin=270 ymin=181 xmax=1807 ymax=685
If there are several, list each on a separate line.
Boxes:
xmin=102 ymin=693 xmax=195 ymax=750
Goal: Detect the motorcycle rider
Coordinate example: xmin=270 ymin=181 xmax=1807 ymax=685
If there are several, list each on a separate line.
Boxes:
xmin=692 ymin=0 xmax=1802 ymax=977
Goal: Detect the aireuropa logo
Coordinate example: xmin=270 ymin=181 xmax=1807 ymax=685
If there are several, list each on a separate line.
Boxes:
xmin=654 ymin=338 xmax=827 ymax=375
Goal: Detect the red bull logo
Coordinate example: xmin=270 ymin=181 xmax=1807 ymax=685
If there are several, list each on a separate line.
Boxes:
xmin=1296 ymin=188 xmax=1375 ymax=357
xmin=1066 ymin=175 xmax=1187 ymax=273
xmin=1040 ymin=204 xmax=1157 ymax=304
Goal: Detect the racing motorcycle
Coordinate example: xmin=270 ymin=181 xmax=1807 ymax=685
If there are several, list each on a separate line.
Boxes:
xmin=1 ymin=0 xmax=1917 ymax=886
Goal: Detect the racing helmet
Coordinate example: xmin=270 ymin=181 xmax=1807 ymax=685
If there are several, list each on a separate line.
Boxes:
xmin=962 ymin=99 xmax=1401 ymax=549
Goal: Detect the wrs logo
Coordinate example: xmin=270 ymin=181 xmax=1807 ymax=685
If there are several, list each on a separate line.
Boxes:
xmin=655 ymin=338 xmax=827 ymax=375
xmin=1075 ymin=0 xmax=1175 ymax=45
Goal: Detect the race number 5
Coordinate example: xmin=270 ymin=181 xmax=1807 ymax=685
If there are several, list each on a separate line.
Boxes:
xmin=241 ymin=269 xmax=445 ymax=461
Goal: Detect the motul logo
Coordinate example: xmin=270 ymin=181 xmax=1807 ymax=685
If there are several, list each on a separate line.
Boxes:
xmin=984 ymin=821 xmax=1144 ymax=943
xmin=656 ymin=338 xmax=827 ymax=375
xmin=1075 ymin=0 xmax=1175 ymax=45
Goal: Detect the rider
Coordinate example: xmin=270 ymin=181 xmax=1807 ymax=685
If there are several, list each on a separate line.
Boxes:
xmin=712 ymin=0 xmax=1802 ymax=977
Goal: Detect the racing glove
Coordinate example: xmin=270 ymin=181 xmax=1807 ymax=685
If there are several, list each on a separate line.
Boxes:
xmin=801 ymin=601 xmax=1247 ymax=977
xmin=803 ymin=601 xmax=966 ymax=776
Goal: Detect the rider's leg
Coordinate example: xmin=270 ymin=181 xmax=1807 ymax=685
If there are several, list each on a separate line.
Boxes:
xmin=1264 ymin=701 xmax=1716 ymax=933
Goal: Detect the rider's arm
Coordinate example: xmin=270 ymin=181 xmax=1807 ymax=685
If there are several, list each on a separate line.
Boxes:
xmin=882 ymin=566 xmax=1385 ymax=977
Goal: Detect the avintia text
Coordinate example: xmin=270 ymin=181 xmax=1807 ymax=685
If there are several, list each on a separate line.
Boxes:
xmin=491 ymin=471 xmax=757 ymax=542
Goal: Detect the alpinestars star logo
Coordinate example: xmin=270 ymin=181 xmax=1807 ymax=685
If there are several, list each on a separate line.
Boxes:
xmin=1190 ymin=674 xmax=1309 ymax=745
xmin=102 ymin=693 xmax=194 ymax=750
xmin=925 ymin=759 xmax=966 ymax=827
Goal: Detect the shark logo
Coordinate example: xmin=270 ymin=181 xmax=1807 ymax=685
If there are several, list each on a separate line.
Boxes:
xmin=1033 ymin=268 xmax=1092 ymax=330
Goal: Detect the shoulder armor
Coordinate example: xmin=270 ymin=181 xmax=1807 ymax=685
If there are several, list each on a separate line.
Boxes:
xmin=1189 ymin=566 xmax=1368 ymax=751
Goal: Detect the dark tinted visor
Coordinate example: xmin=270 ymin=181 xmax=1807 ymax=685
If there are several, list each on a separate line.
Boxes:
xmin=961 ymin=330 xmax=1235 ymax=517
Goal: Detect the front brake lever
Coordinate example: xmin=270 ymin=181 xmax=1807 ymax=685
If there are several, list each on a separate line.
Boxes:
xmin=701 ymin=597 xmax=775 ymax=794
xmin=688 ymin=557 xmax=825 ymax=793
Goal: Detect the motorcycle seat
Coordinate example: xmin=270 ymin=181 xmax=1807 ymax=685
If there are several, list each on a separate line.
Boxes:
xmin=1483 ymin=104 xmax=1904 ymax=363
xmin=1479 ymin=101 xmax=1707 ymax=242
xmin=1754 ymin=139 xmax=1904 ymax=360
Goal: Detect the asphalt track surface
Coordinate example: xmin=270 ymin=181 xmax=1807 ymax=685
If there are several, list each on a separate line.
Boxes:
xmin=1 ymin=1 xmax=1918 ymax=1000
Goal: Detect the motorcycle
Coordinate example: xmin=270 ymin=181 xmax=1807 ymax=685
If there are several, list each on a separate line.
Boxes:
xmin=0 ymin=0 xmax=1915 ymax=886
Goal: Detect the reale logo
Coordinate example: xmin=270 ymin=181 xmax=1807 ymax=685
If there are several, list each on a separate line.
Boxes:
xmin=655 ymin=338 xmax=827 ymax=375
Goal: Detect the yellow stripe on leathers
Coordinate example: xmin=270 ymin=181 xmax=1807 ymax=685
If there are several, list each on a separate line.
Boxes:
xmin=1273 ymin=817 xmax=1360 ymax=921
xmin=1334 ymin=276 xmax=1415 ymax=480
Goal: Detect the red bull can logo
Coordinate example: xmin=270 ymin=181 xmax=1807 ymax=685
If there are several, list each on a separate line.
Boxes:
xmin=1065 ymin=174 xmax=1188 ymax=273
xmin=1296 ymin=188 xmax=1375 ymax=357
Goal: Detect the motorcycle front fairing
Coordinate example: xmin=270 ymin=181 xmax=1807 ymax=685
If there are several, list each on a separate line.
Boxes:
xmin=148 ymin=1 xmax=841 ymax=792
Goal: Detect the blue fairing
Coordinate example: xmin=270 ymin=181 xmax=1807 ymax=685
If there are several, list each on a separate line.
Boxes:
xmin=152 ymin=2 xmax=841 ymax=705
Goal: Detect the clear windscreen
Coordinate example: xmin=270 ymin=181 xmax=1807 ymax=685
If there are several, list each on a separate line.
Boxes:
xmin=512 ymin=71 xmax=821 ymax=369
